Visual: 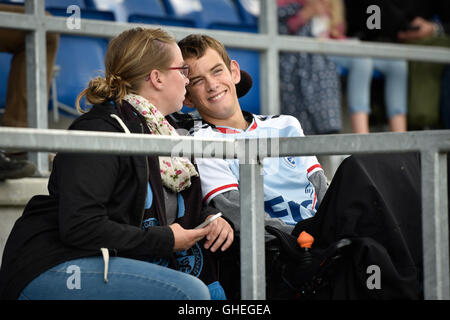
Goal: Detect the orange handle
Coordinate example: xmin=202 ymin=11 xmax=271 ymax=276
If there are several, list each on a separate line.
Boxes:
xmin=297 ymin=231 xmax=314 ymax=249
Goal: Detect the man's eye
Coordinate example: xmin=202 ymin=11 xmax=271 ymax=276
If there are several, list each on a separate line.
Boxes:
xmin=214 ymin=69 xmax=222 ymax=74
xmin=191 ymin=79 xmax=203 ymax=86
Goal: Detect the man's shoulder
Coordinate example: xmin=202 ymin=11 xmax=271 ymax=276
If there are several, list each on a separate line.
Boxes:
xmin=190 ymin=120 xmax=215 ymax=137
xmin=254 ymin=113 xmax=302 ymax=130
xmin=168 ymin=111 xmax=212 ymax=136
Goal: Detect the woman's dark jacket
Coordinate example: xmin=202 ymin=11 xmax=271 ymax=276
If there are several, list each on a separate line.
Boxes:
xmin=0 ymin=101 xmax=221 ymax=299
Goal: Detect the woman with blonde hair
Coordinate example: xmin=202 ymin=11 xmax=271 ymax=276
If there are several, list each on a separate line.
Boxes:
xmin=0 ymin=27 xmax=233 ymax=300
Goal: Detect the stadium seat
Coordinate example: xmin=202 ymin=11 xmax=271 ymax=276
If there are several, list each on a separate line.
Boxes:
xmin=233 ymin=0 xmax=259 ymax=30
xmin=0 ymin=0 xmax=23 ymax=4
xmin=164 ymin=0 xmax=256 ymax=31
xmin=196 ymin=0 xmax=245 ymax=30
xmin=46 ymin=0 xmax=115 ymax=21
xmin=0 ymin=53 xmax=12 ymax=111
xmin=4 ymin=0 xmax=86 ymax=5
xmin=228 ymin=49 xmax=260 ymax=115
xmin=86 ymin=0 xmax=195 ymax=26
xmin=45 ymin=0 xmax=86 ymax=9
xmin=162 ymin=0 xmax=202 ymax=27
xmin=47 ymin=9 xmax=112 ymax=118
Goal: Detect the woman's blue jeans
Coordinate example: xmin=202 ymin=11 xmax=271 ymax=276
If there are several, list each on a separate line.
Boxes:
xmin=329 ymin=55 xmax=408 ymax=118
xmin=18 ymin=256 xmax=211 ymax=300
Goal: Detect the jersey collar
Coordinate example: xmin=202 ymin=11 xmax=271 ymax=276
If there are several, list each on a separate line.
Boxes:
xmin=215 ymin=111 xmax=258 ymax=134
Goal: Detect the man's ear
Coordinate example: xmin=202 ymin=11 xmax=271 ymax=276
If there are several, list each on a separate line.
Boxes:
xmin=230 ymin=60 xmax=241 ymax=85
xmin=148 ymin=69 xmax=164 ymax=89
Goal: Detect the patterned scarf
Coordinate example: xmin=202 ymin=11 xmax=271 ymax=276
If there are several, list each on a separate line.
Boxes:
xmin=123 ymin=93 xmax=198 ymax=193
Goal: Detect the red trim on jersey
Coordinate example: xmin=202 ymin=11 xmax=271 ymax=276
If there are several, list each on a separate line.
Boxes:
xmin=216 ymin=127 xmax=241 ymax=134
xmin=307 ymin=164 xmax=322 ymax=173
xmin=312 ymin=192 xmax=317 ymax=210
xmin=216 ymin=120 xmax=258 ymax=134
xmin=203 ymin=183 xmax=239 ymax=203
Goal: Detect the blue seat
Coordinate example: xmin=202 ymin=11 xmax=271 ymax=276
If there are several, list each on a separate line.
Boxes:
xmin=163 ymin=0 xmax=202 ymax=27
xmin=0 ymin=0 xmax=23 ymax=4
xmin=197 ymin=0 xmax=243 ymax=30
xmin=0 ymin=0 xmax=86 ymax=6
xmin=45 ymin=0 xmax=86 ymax=9
xmin=0 ymin=53 xmax=12 ymax=110
xmin=48 ymin=10 xmax=112 ymax=117
xmin=46 ymin=0 xmax=115 ymax=21
xmin=233 ymin=0 xmax=259 ymax=30
xmin=228 ymin=49 xmax=260 ymax=114
xmin=0 ymin=0 xmax=18 ymax=110
xmin=52 ymin=35 xmax=108 ymax=115
xmin=86 ymin=0 xmax=194 ymax=26
xmin=164 ymin=0 xmax=255 ymax=31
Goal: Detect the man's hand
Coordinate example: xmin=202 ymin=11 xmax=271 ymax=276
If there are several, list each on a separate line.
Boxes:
xmin=203 ymin=215 xmax=234 ymax=252
xmin=398 ymin=17 xmax=435 ymax=41
xmin=169 ymin=223 xmax=208 ymax=251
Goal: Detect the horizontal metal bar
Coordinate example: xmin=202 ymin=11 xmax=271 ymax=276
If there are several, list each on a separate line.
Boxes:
xmin=1 ymin=12 xmax=450 ymax=63
xmin=276 ymin=131 xmax=450 ymax=156
xmin=1 ymin=128 xmax=449 ymax=158
xmin=275 ymin=35 xmax=450 ymax=64
xmin=0 ymin=127 xmax=235 ymax=158
xmin=0 ymin=11 xmax=38 ymax=30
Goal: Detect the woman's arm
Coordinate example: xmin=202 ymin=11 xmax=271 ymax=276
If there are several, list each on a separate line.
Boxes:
xmin=55 ymin=118 xmax=175 ymax=258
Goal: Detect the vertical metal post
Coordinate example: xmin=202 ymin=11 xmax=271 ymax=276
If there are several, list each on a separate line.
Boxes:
xmin=259 ymin=0 xmax=280 ymax=115
xmin=421 ymin=150 xmax=449 ymax=299
xmin=25 ymin=0 xmax=49 ymax=175
xmin=239 ymin=139 xmax=265 ymax=299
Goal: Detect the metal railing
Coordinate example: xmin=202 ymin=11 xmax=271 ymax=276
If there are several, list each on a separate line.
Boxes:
xmin=1 ymin=0 xmax=450 ymax=300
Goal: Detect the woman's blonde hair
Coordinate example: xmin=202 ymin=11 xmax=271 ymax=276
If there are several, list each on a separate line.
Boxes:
xmin=76 ymin=27 xmax=175 ymax=112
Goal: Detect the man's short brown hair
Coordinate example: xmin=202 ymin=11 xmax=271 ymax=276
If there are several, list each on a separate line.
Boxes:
xmin=178 ymin=34 xmax=232 ymax=71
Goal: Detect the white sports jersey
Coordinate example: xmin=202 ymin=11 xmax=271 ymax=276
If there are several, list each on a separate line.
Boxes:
xmin=191 ymin=112 xmax=323 ymax=225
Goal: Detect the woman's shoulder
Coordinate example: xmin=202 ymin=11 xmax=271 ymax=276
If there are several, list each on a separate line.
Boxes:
xmin=68 ymin=103 xmax=122 ymax=132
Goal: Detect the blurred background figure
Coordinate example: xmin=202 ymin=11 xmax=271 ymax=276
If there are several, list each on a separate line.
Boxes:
xmin=0 ymin=3 xmax=59 ymax=179
xmin=345 ymin=0 xmax=450 ymax=130
xmin=325 ymin=0 xmax=408 ymax=133
xmin=279 ymin=0 xmax=408 ymax=134
xmin=278 ymin=0 xmax=342 ymax=135
xmin=0 ymin=3 xmax=59 ymax=128
xmin=0 ymin=3 xmax=59 ymax=181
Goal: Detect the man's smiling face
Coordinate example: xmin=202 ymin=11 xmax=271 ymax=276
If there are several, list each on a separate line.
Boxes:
xmin=183 ymin=48 xmax=242 ymax=125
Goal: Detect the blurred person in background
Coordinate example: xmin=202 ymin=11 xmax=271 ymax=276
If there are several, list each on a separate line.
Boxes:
xmin=345 ymin=0 xmax=450 ymax=130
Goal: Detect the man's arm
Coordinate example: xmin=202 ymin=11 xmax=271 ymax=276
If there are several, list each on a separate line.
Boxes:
xmin=308 ymin=170 xmax=329 ymax=206
xmin=209 ymin=189 xmax=295 ymax=241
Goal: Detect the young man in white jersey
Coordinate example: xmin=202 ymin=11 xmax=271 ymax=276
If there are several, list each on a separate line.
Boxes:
xmin=177 ymin=34 xmax=329 ymax=238
xmin=176 ymin=34 xmax=425 ymax=299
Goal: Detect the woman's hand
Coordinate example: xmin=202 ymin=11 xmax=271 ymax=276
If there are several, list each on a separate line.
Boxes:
xmin=169 ymin=223 xmax=208 ymax=251
xmin=202 ymin=216 xmax=234 ymax=252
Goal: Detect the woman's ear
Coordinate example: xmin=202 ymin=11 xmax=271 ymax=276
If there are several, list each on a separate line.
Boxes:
xmin=148 ymin=69 xmax=164 ymax=89
xmin=230 ymin=60 xmax=241 ymax=85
